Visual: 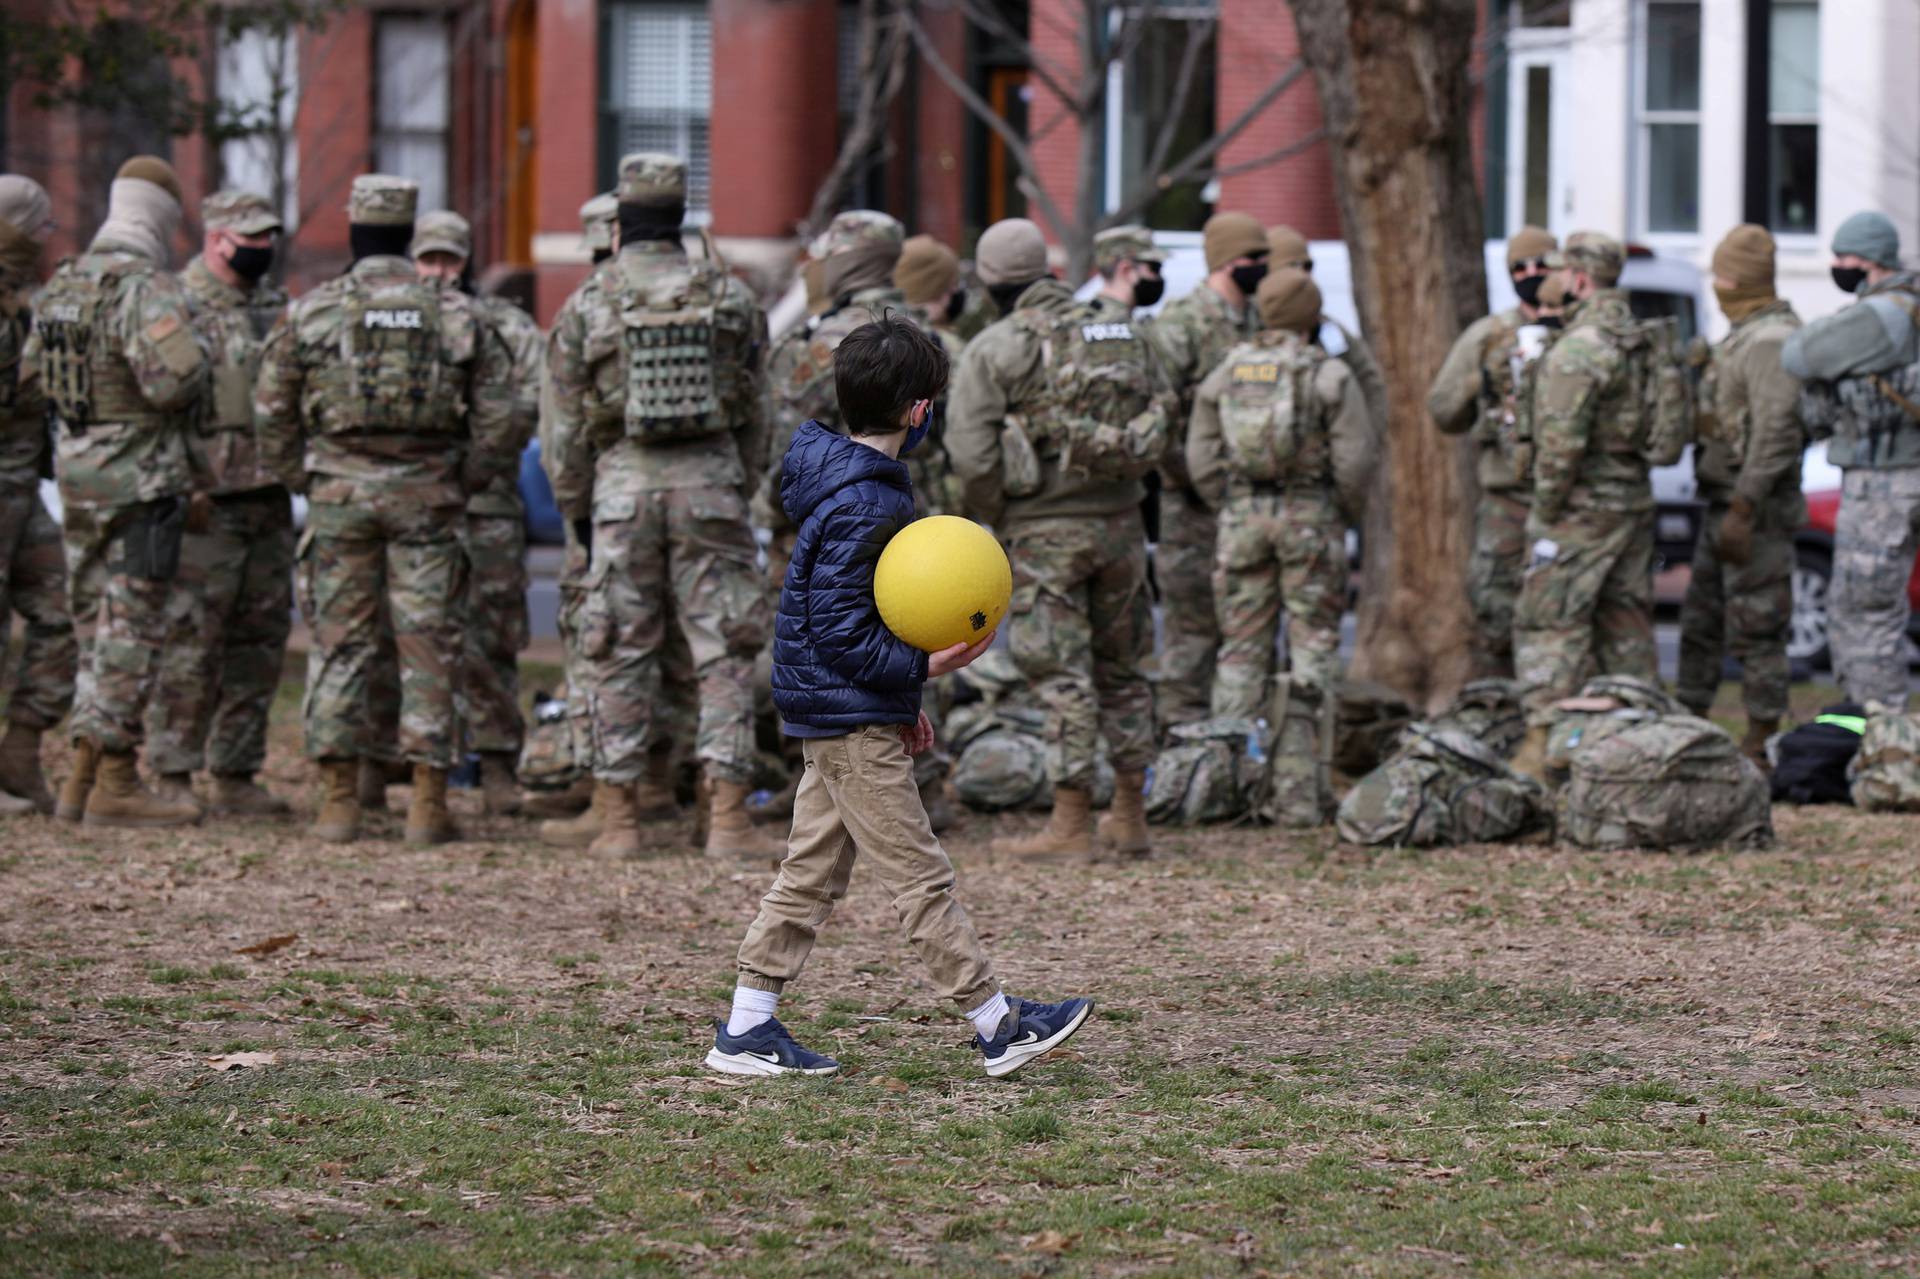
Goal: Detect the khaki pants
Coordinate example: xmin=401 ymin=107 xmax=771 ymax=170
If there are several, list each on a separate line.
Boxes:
xmin=736 ymin=726 xmax=999 ymax=1010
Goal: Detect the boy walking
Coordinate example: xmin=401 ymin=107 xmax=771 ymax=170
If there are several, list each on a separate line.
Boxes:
xmin=708 ymin=316 xmax=1092 ymax=1079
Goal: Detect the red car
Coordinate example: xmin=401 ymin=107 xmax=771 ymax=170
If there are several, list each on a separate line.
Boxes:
xmin=1791 ymin=480 xmax=1920 ymax=667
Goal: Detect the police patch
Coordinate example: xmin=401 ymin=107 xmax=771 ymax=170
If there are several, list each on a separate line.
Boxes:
xmin=363 ymin=309 xmax=425 ymax=330
xmin=1080 ymin=322 xmax=1133 ymax=342
xmin=1232 ymin=363 xmax=1281 ymax=383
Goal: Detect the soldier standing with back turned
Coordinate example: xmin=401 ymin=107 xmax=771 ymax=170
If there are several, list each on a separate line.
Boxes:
xmin=254 ymin=175 xmax=516 ymax=844
xmin=27 ymin=157 xmax=208 ymax=828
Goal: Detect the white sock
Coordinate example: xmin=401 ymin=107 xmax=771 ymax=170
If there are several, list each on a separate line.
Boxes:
xmin=726 ymin=987 xmax=779 ymax=1037
xmin=967 ymin=991 xmax=1012 ymax=1040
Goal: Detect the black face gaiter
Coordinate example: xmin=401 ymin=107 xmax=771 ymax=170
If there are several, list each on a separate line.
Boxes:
xmin=226 ymin=243 xmax=275 ymax=283
xmin=592 ymin=248 xmax=613 ymax=266
xmin=1132 ymin=276 xmax=1166 ymax=308
xmin=1514 ymin=274 xmax=1546 ymax=308
xmin=943 ymin=288 xmax=967 ymax=324
xmin=987 ymin=281 xmax=1032 ymax=317
xmin=350 ymin=223 xmax=414 ymax=263
xmin=1230 ymin=261 xmax=1268 ymax=297
xmin=617 ymin=201 xmax=687 ymax=246
xmin=1832 ymin=266 xmax=1868 ymax=295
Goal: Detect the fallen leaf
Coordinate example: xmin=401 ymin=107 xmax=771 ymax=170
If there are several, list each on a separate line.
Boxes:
xmin=206 ymin=1052 xmax=279 ymax=1072
xmin=872 ymin=1076 xmax=910 ymax=1094
xmin=234 ymin=933 xmax=297 ymax=957
xmin=1023 ymin=1229 xmax=1077 ymax=1255
xmin=157 ymin=1232 xmax=185 ymax=1258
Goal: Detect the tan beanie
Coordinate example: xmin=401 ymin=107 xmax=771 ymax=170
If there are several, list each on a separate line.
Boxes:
xmin=116 ymin=156 xmax=183 ymax=206
xmin=975 ymin=218 xmax=1048 ymax=285
xmin=0 ymin=176 xmax=52 ymax=244
xmin=1507 ymin=225 xmax=1557 ymax=268
xmin=1266 ymin=225 xmax=1309 ymax=270
xmin=1711 ymin=223 xmax=1776 ymax=290
xmin=1536 ymin=273 xmax=1570 ymax=309
xmin=1204 ymin=212 xmax=1267 ymax=273
xmin=895 ymin=234 xmax=961 ymax=304
xmin=1256 ymin=267 xmax=1320 ymax=334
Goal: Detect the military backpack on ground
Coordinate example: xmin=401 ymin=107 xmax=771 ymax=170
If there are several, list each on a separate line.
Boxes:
xmin=1846 ymin=709 xmax=1920 ymax=812
xmin=517 ymin=694 xmax=584 ymax=791
xmin=1216 ymin=336 xmax=1328 ymax=486
xmin=1336 ymin=723 xmax=1548 ymax=848
xmin=1145 ymin=717 xmax=1268 ymax=826
xmin=1771 ymin=703 xmax=1865 ymax=805
xmin=1559 ymin=715 xmax=1772 ymax=850
xmin=615 ymin=257 xmax=729 ymax=442
xmin=1006 ymin=303 xmax=1164 ymax=489
xmin=1545 ymin=675 xmax=1682 ymax=776
xmin=1332 ymin=678 xmax=1415 ymax=777
xmin=949 ymin=703 xmax=1114 ymax=811
xmin=1430 ymin=678 xmax=1527 ymax=759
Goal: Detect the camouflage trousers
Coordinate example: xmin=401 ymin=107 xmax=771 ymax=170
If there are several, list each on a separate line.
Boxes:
xmin=461 ymin=510 xmax=529 ymax=754
xmin=145 ymin=487 xmax=294 ymax=777
xmin=298 ymin=498 xmax=468 ymax=767
xmin=0 ymin=488 xmax=74 ymax=731
xmin=1210 ymin=491 xmax=1347 ymax=718
xmin=1467 ymin=488 xmax=1529 ymax=678
xmin=1831 ymin=466 xmax=1920 ymax=711
xmin=65 ymin=499 xmax=180 ymax=752
xmin=1676 ymin=502 xmax=1793 ymax=723
xmin=581 ymin=486 xmax=768 ymax=786
xmin=1514 ymin=507 xmax=1657 ymax=725
xmin=1153 ymin=486 xmax=1218 ymax=734
xmin=1006 ymin=510 xmax=1156 ymax=789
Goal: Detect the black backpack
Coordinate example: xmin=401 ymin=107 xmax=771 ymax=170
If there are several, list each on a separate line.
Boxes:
xmin=1771 ymin=703 xmax=1866 ymax=805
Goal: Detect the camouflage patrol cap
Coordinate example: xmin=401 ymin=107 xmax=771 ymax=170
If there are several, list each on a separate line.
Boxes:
xmin=1563 ymin=230 xmax=1624 ymax=285
xmin=202 ymin=189 xmax=282 ymax=235
xmin=820 ymin=210 xmax=905 ymax=259
xmin=579 ymin=192 xmax=617 ymax=252
xmin=410 ymin=210 xmax=472 ymax=260
xmin=617 ymin=152 xmax=686 ymax=206
xmin=348 ymin=174 xmax=418 ymax=227
xmin=1092 ymin=225 xmax=1166 ymax=275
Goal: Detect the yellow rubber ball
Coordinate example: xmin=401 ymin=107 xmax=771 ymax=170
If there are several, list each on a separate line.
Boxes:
xmin=874 ymin=515 xmax=1012 ymax=652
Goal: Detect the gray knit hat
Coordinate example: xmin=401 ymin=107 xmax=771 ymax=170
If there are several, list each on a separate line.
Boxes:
xmin=975 ymin=218 xmax=1048 ymax=286
xmin=1833 ymin=211 xmax=1900 ymax=267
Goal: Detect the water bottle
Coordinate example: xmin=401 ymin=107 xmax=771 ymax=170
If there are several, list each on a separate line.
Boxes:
xmin=1248 ymin=718 xmax=1268 ymax=763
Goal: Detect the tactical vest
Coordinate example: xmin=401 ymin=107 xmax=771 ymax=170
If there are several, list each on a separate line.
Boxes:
xmin=0 ymin=298 xmax=23 ymax=412
xmin=1609 ymin=313 xmax=1693 ymax=465
xmin=202 ymin=296 xmax=282 ymax=432
xmin=615 ymin=256 xmax=729 ymax=442
xmin=1829 ymin=286 xmax=1920 ymax=469
xmin=1214 ymin=335 xmax=1328 ymax=487
xmin=1474 ymin=311 xmax=1523 ymax=447
xmin=318 ymin=273 xmax=463 ymax=435
xmin=33 ymin=256 xmax=170 ymax=429
xmin=1010 ymin=304 xmax=1161 ymax=484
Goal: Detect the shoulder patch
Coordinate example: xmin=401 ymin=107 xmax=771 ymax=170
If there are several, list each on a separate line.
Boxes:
xmin=144 ymin=312 xmax=184 ymax=343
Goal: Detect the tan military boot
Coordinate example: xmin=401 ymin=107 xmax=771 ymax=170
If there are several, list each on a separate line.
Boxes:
xmin=1096 ymin=770 xmax=1151 ymax=858
xmin=56 ymin=737 xmax=100 ymax=823
xmin=993 ymin=787 xmax=1096 ymax=860
xmin=478 ymin=751 xmax=522 ymax=816
xmin=83 ymin=751 xmax=202 ymax=828
xmin=357 ymin=759 xmax=390 ymax=813
xmin=404 ymin=764 xmax=461 ymax=846
xmin=151 ymin=772 xmax=205 ymax=818
xmin=1741 ymin=717 xmax=1780 ymax=774
xmin=1509 ymin=723 xmax=1552 ymax=783
xmin=208 ymin=774 xmax=291 ymax=817
xmin=588 ymin=782 xmax=647 ymax=858
xmin=0 ymin=722 xmax=53 ymax=814
xmin=633 ymin=751 xmax=679 ymax=822
xmin=706 ymin=778 xmax=785 ymax=865
xmin=312 ymin=759 xmax=362 ymax=842
xmin=523 ymin=774 xmax=593 ymax=819
xmin=540 ymin=781 xmax=608 ymax=848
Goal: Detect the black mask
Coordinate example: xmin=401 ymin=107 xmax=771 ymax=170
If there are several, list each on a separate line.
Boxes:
xmin=1514 ymin=274 xmax=1545 ymax=307
xmin=943 ymin=288 xmax=967 ymax=324
xmin=1132 ymin=275 xmax=1166 ymax=308
xmin=592 ymin=248 xmax=613 ymax=266
xmin=349 ymin=223 xmax=414 ymax=263
xmin=987 ymin=281 xmax=1030 ymax=317
xmin=1230 ymin=261 xmax=1268 ymax=297
xmin=617 ymin=201 xmax=687 ymax=246
xmin=225 ymin=243 xmax=274 ymax=283
xmin=1539 ymin=315 xmax=1564 ymax=331
xmin=1832 ymin=265 xmax=1868 ymax=295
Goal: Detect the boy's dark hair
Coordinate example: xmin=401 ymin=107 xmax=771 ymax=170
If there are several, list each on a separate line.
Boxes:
xmin=834 ymin=312 xmax=950 ymax=437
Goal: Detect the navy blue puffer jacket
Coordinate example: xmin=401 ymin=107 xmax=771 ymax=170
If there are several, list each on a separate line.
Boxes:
xmin=771 ymin=421 xmax=929 ymax=736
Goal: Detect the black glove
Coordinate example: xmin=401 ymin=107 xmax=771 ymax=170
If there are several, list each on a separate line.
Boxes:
xmin=571 ymin=518 xmax=593 ymax=567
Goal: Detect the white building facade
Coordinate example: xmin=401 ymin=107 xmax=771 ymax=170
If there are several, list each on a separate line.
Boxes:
xmin=1486 ymin=0 xmax=1919 ymax=335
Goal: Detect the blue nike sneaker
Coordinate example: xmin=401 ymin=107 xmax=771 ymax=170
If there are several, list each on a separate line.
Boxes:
xmin=705 ymin=1018 xmax=841 ymax=1077
xmin=977 ymin=996 xmax=1094 ymax=1078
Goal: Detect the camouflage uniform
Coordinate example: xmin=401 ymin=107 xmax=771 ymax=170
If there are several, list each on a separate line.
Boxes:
xmin=254 ymin=178 xmax=517 ymax=768
xmin=0 ymin=204 xmax=75 ymax=744
xmin=1677 ymin=299 xmax=1803 ymax=723
xmin=543 ymin=155 xmax=770 ymax=790
xmin=1428 ymin=306 xmax=1542 ymax=675
xmin=26 ymin=230 xmax=207 ymax=755
xmin=947 ymin=275 xmax=1171 ymax=792
xmin=1146 ymin=283 xmax=1258 ymax=731
xmin=1514 ymin=276 xmax=1658 ymax=726
xmin=145 ymin=193 xmax=294 ymax=782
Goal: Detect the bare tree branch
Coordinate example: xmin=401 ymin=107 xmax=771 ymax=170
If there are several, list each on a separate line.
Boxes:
xmin=1107 ymin=56 xmax=1307 ymax=224
xmin=1137 ymin=13 xmax=1214 ymax=188
xmin=955 ymin=0 xmax=1082 ymax=112
xmin=800 ymin=0 xmax=913 ymax=237
xmin=1184 ymin=126 xmax=1325 ymax=185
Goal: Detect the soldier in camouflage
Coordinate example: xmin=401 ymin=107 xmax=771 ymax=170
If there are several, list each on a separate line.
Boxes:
xmin=1265 ymin=227 xmax=1391 ymax=438
xmin=1783 ymin=210 xmax=1920 ymax=713
xmin=1427 ymin=226 xmax=1560 ymax=677
xmin=255 ymin=174 xmax=518 ymax=845
xmin=140 ymin=190 xmax=292 ymax=818
xmin=26 ymin=157 xmax=210 ymax=827
xmin=1510 ymin=232 xmax=1660 ymax=778
xmin=1090 ymin=225 xmax=1167 ymax=320
xmin=409 ymin=210 xmax=543 ymax=814
xmin=895 ymin=234 xmax=969 ymax=365
xmin=543 ymin=152 xmax=774 ymax=861
xmin=947 ymin=217 xmax=1173 ymax=859
xmin=1676 ymin=225 xmax=1804 ymax=766
xmin=1149 ymin=213 xmax=1269 ymax=733
xmin=0 ymin=176 xmax=74 ymax=815
xmin=1187 ymin=269 xmax=1373 ymax=826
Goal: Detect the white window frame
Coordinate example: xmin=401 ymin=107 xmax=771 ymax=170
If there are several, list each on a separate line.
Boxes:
xmin=1101 ymin=2 xmax=1218 ymax=218
xmin=604 ymin=0 xmax=713 ymax=224
xmin=373 ymin=13 xmax=452 ymax=215
xmin=217 ymin=26 xmax=301 ymax=230
xmin=1503 ymin=26 xmax=1574 ymax=238
xmin=1632 ymin=0 xmax=1703 ymax=245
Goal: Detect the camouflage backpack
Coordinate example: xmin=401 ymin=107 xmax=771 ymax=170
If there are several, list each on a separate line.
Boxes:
xmin=1145 ymin=717 xmax=1268 ymax=826
xmin=1333 ymin=678 xmax=1415 ymax=777
xmin=1215 ymin=335 xmax=1328 ymax=485
xmin=517 ymin=694 xmax=583 ymax=791
xmin=615 ymin=255 xmax=730 ymax=442
xmin=950 ymin=708 xmax=1115 ymax=811
xmin=1008 ymin=303 xmax=1164 ymax=488
xmin=1559 ymin=714 xmax=1772 ymax=849
xmin=1846 ymin=709 xmax=1920 ymax=812
xmin=1611 ymin=314 xmax=1695 ymax=466
xmin=1430 ymin=678 xmax=1527 ymax=759
xmin=336 ymin=273 xmax=466 ymax=434
xmin=1545 ymin=675 xmax=1682 ymax=776
xmin=1336 ymin=723 xmax=1548 ymax=848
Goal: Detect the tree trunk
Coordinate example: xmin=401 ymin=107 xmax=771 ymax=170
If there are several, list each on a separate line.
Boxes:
xmin=1289 ymin=0 xmax=1486 ymax=712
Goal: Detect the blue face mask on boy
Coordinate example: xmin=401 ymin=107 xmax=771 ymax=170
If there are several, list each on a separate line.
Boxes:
xmin=901 ymin=403 xmax=936 ymax=458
